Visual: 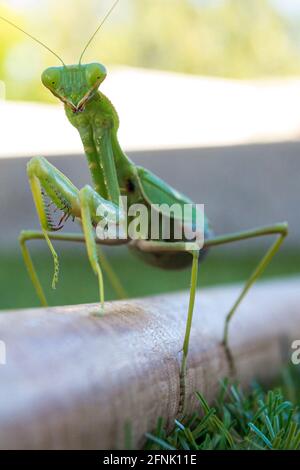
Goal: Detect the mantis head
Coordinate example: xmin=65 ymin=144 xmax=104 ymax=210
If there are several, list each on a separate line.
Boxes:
xmin=0 ymin=0 xmax=119 ymax=113
xmin=41 ymin=63 xmax=107 ymax=113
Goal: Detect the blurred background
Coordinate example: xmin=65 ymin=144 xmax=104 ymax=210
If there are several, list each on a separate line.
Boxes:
xmin=0 ymin=0 xmax=300 ymax=310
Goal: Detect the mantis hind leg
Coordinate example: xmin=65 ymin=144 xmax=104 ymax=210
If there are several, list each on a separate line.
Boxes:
xmin=204 ymin=222 xmax=288 ymax=370
xmin=133 ymin=222 xmax=288 ymax=412
xmin=19 ymin=230 xmax=127 ymax=306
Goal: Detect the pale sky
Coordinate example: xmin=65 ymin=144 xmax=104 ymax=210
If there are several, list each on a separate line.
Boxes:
xmin=3 ymin=0 xmax=300 ymax=17
xmin=271 ymin=0 xmax=300 ymax=16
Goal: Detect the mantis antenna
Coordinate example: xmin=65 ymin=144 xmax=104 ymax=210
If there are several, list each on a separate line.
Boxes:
xmin=0 ymin=14 xmax=65 ymax=66
xmin=78 ymin=0 xmax=120 ymax=65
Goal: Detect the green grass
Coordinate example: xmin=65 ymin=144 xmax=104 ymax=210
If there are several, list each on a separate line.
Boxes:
xmin=144 ymin=366 xmax=300 ymax=450
xmin=0 ymin=245 xmax=299 ymax=310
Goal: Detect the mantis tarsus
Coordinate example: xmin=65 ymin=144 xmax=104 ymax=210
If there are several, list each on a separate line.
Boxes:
xmin=1 ymin=1 xmax=288 ymax=412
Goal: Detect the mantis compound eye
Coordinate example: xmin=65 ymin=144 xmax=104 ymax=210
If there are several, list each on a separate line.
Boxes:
xmin=86 ymin=63 xmax=107 ymax=88
xmin=41 ymin=67 xmax=61 ymax=89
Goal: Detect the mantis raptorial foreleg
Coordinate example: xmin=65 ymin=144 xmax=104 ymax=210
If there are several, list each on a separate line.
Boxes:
xmin=22 ymin=156 xmax=126 ymax=306
xmin=79 ymin=184 xmax=123 ymax=311
xmin=27 ymin=156 xmax=80 ymax=291
xmin=79 ymin=185 xmax=105 ymax=309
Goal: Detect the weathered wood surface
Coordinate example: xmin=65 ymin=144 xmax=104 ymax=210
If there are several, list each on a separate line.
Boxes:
xmin=0 ymin=278 xmax=299 ymax=449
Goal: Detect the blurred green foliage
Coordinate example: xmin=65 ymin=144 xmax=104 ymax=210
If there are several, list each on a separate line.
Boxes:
xmin=0 ymin=246 xmax=299 ymax=310
xmin=1 ymin=0 xmax=300 ymax=102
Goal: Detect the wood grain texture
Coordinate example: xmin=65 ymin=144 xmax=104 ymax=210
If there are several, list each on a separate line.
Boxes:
xmin=0 ymin=278 xmax=299 ymax=449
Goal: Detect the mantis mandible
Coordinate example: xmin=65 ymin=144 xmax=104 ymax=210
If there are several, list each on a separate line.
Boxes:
xmin=1 ymin=1 xmax=288 ymax=410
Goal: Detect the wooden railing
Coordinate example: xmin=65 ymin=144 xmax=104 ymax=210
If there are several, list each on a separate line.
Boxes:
xmin=0 ymin=278 xmax=299 ymax=449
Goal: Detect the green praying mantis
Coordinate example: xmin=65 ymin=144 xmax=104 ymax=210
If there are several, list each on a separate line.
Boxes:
xmin=1 ymin=1 xmax=288 ymax=408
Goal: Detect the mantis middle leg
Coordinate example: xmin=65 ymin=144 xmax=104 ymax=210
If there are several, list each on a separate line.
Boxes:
xmin=131 ymin=238 xmax=200 ymax=413
xmin=19 ymin=230 xmax=127 ymax=306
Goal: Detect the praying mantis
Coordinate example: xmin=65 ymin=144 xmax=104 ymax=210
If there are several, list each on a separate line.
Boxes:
xmin=1 ymin=1 xmax=288 ymax=409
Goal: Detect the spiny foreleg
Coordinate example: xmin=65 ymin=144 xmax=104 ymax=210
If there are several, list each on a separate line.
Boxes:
xmin=79 ymin=184 xmax=125 ymax=311
xmin=21 ymin=157 xmax=127 ymax=306
xmin=23 ymin=156 xmax=80 ymax=302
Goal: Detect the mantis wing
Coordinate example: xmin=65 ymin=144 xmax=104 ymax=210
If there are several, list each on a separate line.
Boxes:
xmin=135 ymin=166 xmax=211 ymax=238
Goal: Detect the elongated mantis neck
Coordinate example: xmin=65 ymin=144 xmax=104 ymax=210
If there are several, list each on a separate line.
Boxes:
xmin=65 ymin=91 xmax=132 ymax=206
